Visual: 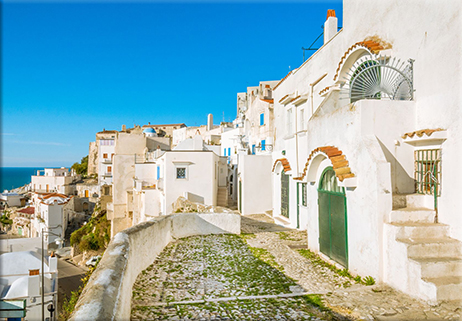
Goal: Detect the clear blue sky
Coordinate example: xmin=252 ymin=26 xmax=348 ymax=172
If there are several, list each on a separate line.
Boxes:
xmin=2 ymin=0 xmax=342 ymax=168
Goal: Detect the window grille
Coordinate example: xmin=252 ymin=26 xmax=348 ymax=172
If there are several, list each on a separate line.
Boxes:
xmin=415 ymin=149 xmax=441 ymax=196
xmin=302 ymin=183 xmax=307 ymax=206
xmin=176 ymin=167 xmax=186 ymax=179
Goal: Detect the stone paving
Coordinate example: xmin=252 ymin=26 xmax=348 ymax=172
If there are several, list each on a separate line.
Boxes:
xmin=131 ymin=214 xmax=461 ymax=320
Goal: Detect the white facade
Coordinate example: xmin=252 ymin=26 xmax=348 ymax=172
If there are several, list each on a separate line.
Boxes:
xmin=30 ymin=193 xmax=70 ymax=248
xmin=98 ymin=137 xmax=116 ymax=186
xmin=269 ymin=1 xmax=462 ymax=303
xmin=31 ymin=167 xmax=78 ymax=195
xmin=130 ymin=136 xmax=228 ymax=226
xmin=238 ymin=154 xmax=273 ymax=215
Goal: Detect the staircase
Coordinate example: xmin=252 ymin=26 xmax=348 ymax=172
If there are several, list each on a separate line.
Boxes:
xmin=385 ymin=194 xmax=462 ymax=304
xmin=217 ymin=187 xmax=228 ymax=207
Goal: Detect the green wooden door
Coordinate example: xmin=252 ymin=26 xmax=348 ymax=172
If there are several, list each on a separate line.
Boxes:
xmin=318 ymin=167 xmax=348 ymax=267
xmin=281 ymin=171 xmax=289 ymax=218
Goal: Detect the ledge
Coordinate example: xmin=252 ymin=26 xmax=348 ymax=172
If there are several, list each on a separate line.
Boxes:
xmin=403 ymin=130 xmax=447 ymax=147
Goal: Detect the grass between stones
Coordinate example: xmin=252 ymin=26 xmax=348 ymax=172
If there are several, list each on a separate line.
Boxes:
xmin=130 ymin=234 xmax=350 ymax=320
xmin=297 ymin=248 xmax=375 ymax=287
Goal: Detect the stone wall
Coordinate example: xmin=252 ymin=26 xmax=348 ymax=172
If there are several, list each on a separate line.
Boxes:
xmin=69 ymin=212 xmax=240 ymax=320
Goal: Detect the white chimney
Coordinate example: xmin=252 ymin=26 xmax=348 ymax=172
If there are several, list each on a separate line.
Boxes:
xmin=207 ymin=114 xmax=213 ymax=131
xmin=324 ymin=9 xmax=338 ymax=44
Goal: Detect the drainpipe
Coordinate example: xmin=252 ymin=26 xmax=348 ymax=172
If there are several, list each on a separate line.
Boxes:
xmin=309 ymin=73 xmax=327 ymax=116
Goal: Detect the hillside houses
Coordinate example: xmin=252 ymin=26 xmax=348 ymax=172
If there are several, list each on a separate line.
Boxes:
xmin=84 ymin=0 xmax=461 ymax=304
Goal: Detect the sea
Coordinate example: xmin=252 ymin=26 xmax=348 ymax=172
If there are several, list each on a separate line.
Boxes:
xmin=0 ymin=167 xmax=43 ymax=192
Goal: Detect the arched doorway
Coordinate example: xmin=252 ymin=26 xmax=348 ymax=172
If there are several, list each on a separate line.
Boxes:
xmin=318 ymin=167 xmax=348 ymax=267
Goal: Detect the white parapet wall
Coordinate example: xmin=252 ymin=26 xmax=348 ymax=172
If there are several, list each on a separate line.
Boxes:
xmin=69 ymin=212 xmax=241 ymax=321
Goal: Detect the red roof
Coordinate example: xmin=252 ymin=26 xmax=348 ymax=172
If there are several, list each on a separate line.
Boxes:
xmin=17 ymin=207 xmax=35 ymax=215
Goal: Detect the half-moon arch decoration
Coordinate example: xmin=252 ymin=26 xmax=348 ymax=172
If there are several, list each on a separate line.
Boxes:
xmin=341 ymin=55 xmax=414 ymax=103
xmin=272 ymin=158 xmax=292 ymax=173
xmin=294 ymin=146 xmax=354 ymax=182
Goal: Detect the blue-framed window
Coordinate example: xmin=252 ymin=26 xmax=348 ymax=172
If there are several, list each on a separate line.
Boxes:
xmin=157 ymin=166 xmax=160 ymax=179
xmin=252 ymin=145 xmax=256 ymax=155
xmin=260 ymin=113 xmax=264 ymax=126
xmin=224 ymin=149 xmax=227 ymax=156
xmin=261 ymin=140 xmax=266 ymax=151
xmin=228 ymin=147 xmax=231 ymax=156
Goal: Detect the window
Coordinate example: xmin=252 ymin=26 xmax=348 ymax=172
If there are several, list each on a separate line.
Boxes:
xmin=104 ymin=186 xmax=110 ymax=195
xmin=157 ymin=166 xmax=160 ymax=180
xmin=261 ymin=140 xmax=266 ymax=151
xmin=224 ymin=149 xmax=227 ymax=156
xmin=108 ymin=166 xmax=112 ymax=173
xmin=103 ymin=153 xmax=108 ymax=159
xmin=176 ymin=167 xmax=186 ymax=179
xmin=415 ymin=149 xmax=441 ymax=196
xmin=302 ymin=183 xmax=307 ymax=206
xmin=252 ymin=145 xmax=256 ymax=155
xmin=100 ymin=139 xmax=114 ymax=146
xmin=228 ymin=147 xmax=231 ymax=156
xmin=260 ymin=113 xmax=265 ymax=126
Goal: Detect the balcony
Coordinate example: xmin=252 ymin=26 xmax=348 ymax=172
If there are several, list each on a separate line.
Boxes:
xmin=102 ymin=158 xmax=112 ymax=164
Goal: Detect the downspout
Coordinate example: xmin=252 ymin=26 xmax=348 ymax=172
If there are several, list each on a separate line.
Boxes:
xmin=309 ymin=73 xmax=327 ymax=116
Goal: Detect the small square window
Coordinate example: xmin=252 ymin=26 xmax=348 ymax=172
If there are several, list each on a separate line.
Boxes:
xmin=176 ymin=167 xmax=186 ymax=179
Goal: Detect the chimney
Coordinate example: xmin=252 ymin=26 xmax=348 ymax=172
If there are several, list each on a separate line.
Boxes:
xmin=122 ymin=124 xmax=126 ymax=132
xmin=324 ymin=9 xmax=338 ymax=44
xmin=207 ymin=114 xmax=213 ymax=131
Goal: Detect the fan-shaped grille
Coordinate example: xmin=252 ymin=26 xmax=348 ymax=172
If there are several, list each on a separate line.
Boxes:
xmin=341 ymin=56 xmax=414 ymax=103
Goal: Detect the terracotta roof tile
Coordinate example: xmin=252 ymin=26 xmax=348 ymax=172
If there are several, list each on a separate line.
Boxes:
xmin=402 ymin=128 xmax=444 ymax=139
xmin=273 ymin=70 xmax=294 ymax=91
xmin=260 ymin=98 xmax=274 ymax=104
xmin=17 ymin=207 xmax=35 ymax=215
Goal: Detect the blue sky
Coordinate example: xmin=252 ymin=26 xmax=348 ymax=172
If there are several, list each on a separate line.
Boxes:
xmin=2 ymin=0 xmax=342 ymax=167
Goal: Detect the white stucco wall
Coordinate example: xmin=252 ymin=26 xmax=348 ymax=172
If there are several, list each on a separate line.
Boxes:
xmin=238 ymin=154 xmax=273 ymax=215
xmin=163 ymin=151 xmax=219 ymax=214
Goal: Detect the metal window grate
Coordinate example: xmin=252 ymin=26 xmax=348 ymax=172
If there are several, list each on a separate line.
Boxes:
xmin=302 ymin=183 xmax=307 ymax=206
xmin=414 ymin=149 xmax=441 ymax=196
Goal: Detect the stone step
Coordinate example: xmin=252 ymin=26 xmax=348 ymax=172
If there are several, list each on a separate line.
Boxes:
xmin=392 ymin=194 xmax=434 ymax=210
xmin=274 ymin=215 xmax=291 ymax=226
xmin=391 ymin=222 xmax=449 ymax=239
xmin=392 ymin=194 xmax=407 ymax=210
xmin=422 ymin=276 xmax=462 ymax=301
xmin=406 ymin=194 xmax=434 ymax=209
xmin=388 ymin=208 xmax=435 ymax=223
xmin=397 ymin=237 xmax=462 ymax=258
xmin=410 ymin=256 xmax=462 ymax=278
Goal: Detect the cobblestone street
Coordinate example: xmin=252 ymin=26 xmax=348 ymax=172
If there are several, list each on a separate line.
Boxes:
xmin=131 ymin=214 xmax=461 ymax=320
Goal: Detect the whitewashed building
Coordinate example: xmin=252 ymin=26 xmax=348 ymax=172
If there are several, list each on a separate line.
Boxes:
xmin=130 ymin=135 xmax=228 ymax=227
xmin=30 ymin=193 xmax=70 ymax=248
xmin=31 ymin=168 xmax=79 ymax=195
xmin=270 ymin=2 xmax=462 ymax=303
